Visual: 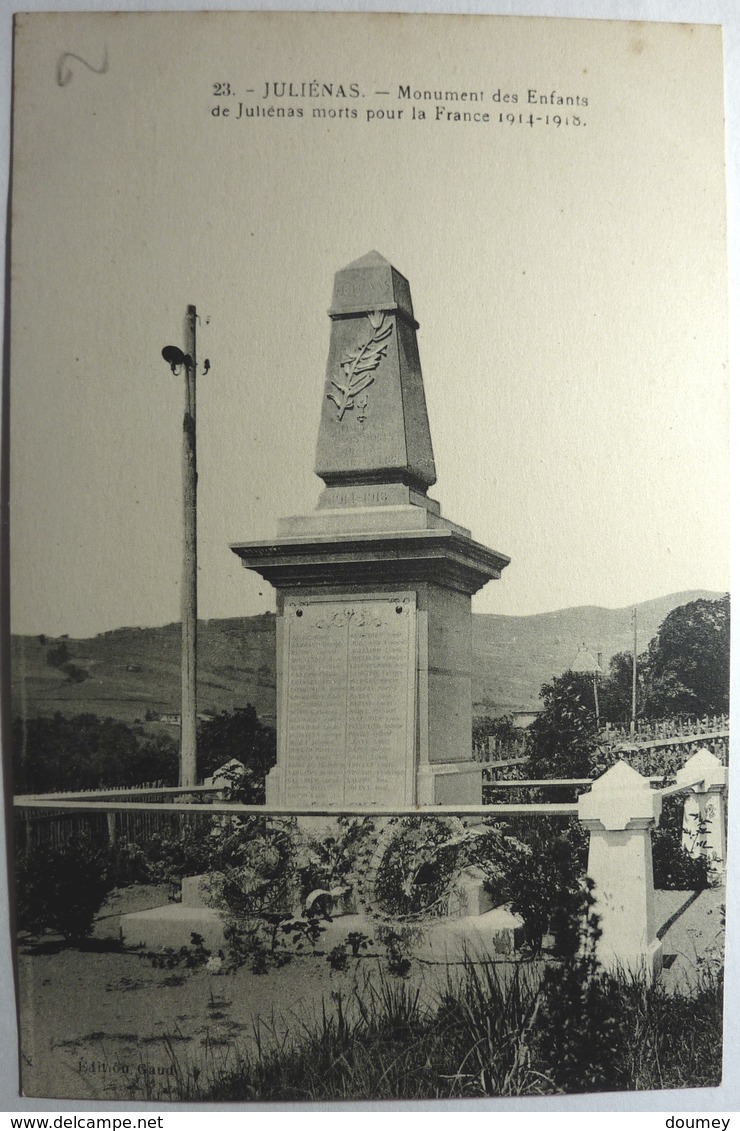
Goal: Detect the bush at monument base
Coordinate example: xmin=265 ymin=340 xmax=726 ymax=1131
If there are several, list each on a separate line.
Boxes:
xmin=16 ymin=838 xmax=113 ymax=941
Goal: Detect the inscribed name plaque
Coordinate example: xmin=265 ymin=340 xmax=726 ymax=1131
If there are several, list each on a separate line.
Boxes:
xmin=279 ymin=595 xmax=417 ymax=807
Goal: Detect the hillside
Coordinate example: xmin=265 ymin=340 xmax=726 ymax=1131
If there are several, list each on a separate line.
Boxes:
xmin=473 ymin=590 xmax=722 ymax=714
xmin=9 ymin=591 xmax=723 ymax=725
xmin=10 ymin=614 xmax=278 ymax=729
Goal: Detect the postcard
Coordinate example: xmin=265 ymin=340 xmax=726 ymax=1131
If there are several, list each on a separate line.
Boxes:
xmin=7 ymin=10 xmax=729 ymax=1103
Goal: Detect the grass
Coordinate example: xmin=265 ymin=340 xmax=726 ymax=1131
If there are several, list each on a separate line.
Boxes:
xmin=123 ymin=955 xmax=724 ymax=1102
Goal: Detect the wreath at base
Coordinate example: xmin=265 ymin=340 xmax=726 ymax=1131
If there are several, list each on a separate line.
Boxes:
xmin=351 ymin=815 xmax=474 ymax=923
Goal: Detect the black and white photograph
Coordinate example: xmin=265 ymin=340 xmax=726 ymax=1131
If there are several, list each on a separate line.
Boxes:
xmin=4 ymin=8 xmax=732 ymax=1107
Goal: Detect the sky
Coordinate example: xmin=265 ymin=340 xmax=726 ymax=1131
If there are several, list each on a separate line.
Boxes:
xmin=8 ymin=11 xmax=729 ymax=638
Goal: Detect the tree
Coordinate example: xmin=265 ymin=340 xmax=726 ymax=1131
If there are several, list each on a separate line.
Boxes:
xmin=46 ymin=641 xmax=70 ymax=668
xmin=641 ymin=594 xmax=729 ymax=717
xmin=62 ymin=662 xmax=90 ymax=684
xmin=472 ymin=714 xmax=518 ymax=758
xmin=197 ymin=706 xmax=276 ymax=801
xmin=11 ymin=712 xmax=178 ymax=793
xmin=596 ymin=594 xmax=730 ymax=723
xmin=598 ymin=650 xmax=648 ymax=725
xmin=526 ymin=671 xmax=599 ymax=780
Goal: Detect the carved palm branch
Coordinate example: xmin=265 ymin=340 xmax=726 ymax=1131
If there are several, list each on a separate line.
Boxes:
xmin=327 ymin=315 xmax=393 ymax=419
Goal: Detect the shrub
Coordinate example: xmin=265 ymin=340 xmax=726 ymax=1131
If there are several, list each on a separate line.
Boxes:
xmin=46 ymin=641 xmax=70 ymax=668
xmin=533 ymin=883 xmax=631 ymax=1092
xmin=295 ymin=817 xmax=374 ymax=902
xmin=197 ymin=707 xmax=276 ymax=800
xmin=376 ymin=926 xmax=414 ymax=977
xmin=143 ymin=932 xmax=213 ymax=971
xmin=652 ymin=795 xmax=710 ymax=891
xmin=16 ymin=838 xmax=112 ymax=941
xmin=491 ymin=816 xmax=588 ymax=954
xmin=62 ymin=662 xmax=90 ymax=684
xmin=347 ymin=930 xmax=372 ymax=957
xmin=138 ymin=826 xmax=217 ymax=884
xmin=326 ymin=944 xmax=350 ymax=972
xmin=108 ymin=840 xmax=153 ymax=887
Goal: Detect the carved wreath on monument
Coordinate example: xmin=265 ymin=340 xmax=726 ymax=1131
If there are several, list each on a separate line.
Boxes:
xmin=327 ymin=310 xmax=393 ymax=422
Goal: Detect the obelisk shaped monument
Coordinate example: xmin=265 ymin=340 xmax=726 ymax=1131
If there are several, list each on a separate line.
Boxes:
xmin=315 ymin=251 xmax=435 ymax=503
xmin=232 ymin=253 xmax=509 ymax=809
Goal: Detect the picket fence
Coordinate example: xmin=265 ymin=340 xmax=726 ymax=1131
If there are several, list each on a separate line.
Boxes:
xmin=15 ymin=713 xmax=729 ymax=849
xmin=14 ymin=783 xmax=221 ymax=852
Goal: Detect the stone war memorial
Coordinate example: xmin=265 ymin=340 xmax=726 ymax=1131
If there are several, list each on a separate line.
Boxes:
xmin=232 ymin=252 xmax=510 ymax=810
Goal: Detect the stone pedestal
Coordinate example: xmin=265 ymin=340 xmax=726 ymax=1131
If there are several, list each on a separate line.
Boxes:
xmin=578 ymin=761 xmax=663 ymax=980
xmin=234 ymin=528 xmax=507 ymax=808
xmin=446 ymin=865 xmax=497 ymax=918
xmin=232 ymin=253 xmax=508 ymax=811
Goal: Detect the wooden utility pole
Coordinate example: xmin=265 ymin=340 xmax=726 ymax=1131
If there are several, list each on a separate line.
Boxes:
xmin=593 ymin=673 xmax=600 ymax=728
xmin=180 ymin=305 xmax=198 ymax=788
xmin=630 ymin=606 xmax=638 ymax=739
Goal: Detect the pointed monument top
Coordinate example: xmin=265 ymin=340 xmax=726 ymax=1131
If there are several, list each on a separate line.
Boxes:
xmin=330 ymin=250 xmax=416 ymax=325
xmin=676 ymin=747 xmax=727 ymax=791
xmin=344 ymin=250 xmax=391 ymax=269
xmin=317 ymin=253 xmax=434 ymax=495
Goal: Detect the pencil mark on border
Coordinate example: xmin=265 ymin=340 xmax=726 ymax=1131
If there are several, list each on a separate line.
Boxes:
xmin=56 ymin=47 xmax=109 ymax=88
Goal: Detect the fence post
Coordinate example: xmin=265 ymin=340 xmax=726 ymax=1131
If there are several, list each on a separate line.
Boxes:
xmin=676 ymin=748 xmax=727 ymax=880
xmin=578 ymin=760 xmax=663 ymax=980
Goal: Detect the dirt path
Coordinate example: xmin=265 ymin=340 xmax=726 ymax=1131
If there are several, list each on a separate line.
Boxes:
xmin=18 ymin=886 xmax=443 ymax=1101
xmin=655 ymin=888 xmax=725 ymax=991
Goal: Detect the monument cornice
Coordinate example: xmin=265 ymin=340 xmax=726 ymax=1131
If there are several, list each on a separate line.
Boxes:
xmin=231 ymin=529 xmax=510 ymax=596
xmin=327 ymin=301 xmax=420 ymax=331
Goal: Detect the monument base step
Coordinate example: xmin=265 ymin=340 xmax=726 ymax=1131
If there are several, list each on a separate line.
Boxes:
xmin=119 ymin=903 xmax=523 ymax=964
xmin=120 ymin=904 xmax=226 ymax=952
xmin=410 ymin=906 xmax=525 ymax=962
xmin=304 ymin=907 xmax=524 ymax=963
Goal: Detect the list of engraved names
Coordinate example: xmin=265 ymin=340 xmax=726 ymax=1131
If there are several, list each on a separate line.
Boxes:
xmin=283 ymin=598 xmax=416 ymax=807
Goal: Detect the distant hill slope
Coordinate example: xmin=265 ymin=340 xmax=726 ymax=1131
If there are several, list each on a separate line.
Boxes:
xmin=9 ymin=591 xmax=723 ymax=724
xmin=473 ymin=590 xmax=723 ymax=714
xmin=10 ymin=614 xmax=278 ymax=728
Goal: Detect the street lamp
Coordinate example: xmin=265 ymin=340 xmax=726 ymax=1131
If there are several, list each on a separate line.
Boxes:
xmin=161 ymin=305 xmax=210 ymax=788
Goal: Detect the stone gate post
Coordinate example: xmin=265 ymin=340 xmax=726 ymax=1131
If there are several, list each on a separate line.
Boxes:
xmin=676 ymin=747 xmax=727 ymax=880
xmin=578 ymin=760 xmax=663 ymax=979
